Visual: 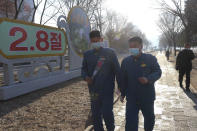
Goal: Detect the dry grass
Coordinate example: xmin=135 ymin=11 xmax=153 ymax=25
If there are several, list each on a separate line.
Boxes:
xmin=0 ymin=78 xmax=91 ymax=131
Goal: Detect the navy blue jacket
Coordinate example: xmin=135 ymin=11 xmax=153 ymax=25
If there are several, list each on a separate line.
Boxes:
xmin=121 ymin=53 xmax=162 ymax=102
xmin=81 ymin=48 xmax=121 ymax=97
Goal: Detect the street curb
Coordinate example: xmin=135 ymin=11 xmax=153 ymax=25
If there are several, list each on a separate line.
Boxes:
xmin=84 ymin=95 xmax=120 ymax=131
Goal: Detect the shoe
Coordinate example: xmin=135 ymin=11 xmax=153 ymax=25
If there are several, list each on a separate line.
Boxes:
xmin=186 ymin=88 xmax=191 ymax=92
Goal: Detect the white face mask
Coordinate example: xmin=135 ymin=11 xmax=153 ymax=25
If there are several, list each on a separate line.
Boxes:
xmin=91 ymin=42 xmax=103 ymax=49
xmin=129 ymin=48 xmax=140 ymax=56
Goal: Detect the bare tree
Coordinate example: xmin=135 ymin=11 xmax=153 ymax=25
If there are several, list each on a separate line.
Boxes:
xmin=92 ymin=0 xmax=105 ymax=35
xmin=104 ymin=10 xmax=128 ymax=46
xmin=39 ymin=0 xmax=47 ymax=24
xmin=105 ymin=10 xmax=128 ymax=33
xmin=157 ymin=12 xmax=183 ymax=55
xmin=33 ymin=0 xmax=64 ymax=25
xmin=185 ymin=0 xmax=197 ymax=45
xmin=0 ymin=0 xmax=24 ymax=19
xmin=104 ymin=10 xmax=151 ymax=53
xmin=61 ymin=0 xmax=105 ymax=31
xmin=0 ymin=0 xmax=14 ymax=18
xmin=158 ymin=0 xmax=192 ymax=43
xmin=62 ymin=0 xmax=101 ymax=13
xmin=32 ymin=0 xmax=43 ymax=22
xmin=0 ymin=0 xmax=66 ymax=26
xmin=159 ymin=34 xmax=170 ymax=50
xmin=14 ymin=0 xmax=25 ymax=19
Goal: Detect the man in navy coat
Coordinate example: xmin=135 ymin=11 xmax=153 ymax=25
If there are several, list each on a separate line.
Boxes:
xmin=81 ymin=30 xmax=121 ymax=131
xmin=120 ymin=37 xmax=162 ymax=131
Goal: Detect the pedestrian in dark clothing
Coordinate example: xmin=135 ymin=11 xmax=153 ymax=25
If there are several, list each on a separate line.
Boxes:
xmin=81 ymin=30 xmax=122 ymax=131
xmin=176 ymin=43 xmax=195 ymax=92
xmin=120 ymin=36 xmax=162 ymax=131
xmin=165 ymin=50 xmax=170 ymax=61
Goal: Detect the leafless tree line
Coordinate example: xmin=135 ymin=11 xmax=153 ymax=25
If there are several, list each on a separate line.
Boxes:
xmin=0 ymin=0 xmax=152 ymax=53
xmin=158 ymin=0 xmax=197 ymax=55
xmin=0 ymin=0 xmax=104 ymax=27
xmin=104 ymin=11 xmax=151 ymax=53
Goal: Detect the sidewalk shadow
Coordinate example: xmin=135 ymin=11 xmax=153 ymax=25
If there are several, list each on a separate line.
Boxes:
xmin=0 ymin=77 xmax=82 ymax=118
xmin=183 ymin=90 xmax=197 ymax=110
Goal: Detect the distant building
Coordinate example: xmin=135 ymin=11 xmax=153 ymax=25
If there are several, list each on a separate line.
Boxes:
xmin=0 ymin=0 xmax=34 ymax=22
xmin=0 ymin=0 xmax=15 ymax=18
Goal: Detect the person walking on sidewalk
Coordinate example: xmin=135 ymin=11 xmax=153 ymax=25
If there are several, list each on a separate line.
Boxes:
xmin=81 ymin=30 xmax=122 ymax=131
xmin=176 ymin=43 xmax=195 ymax=92
xmin=120 ymin=36 xmax=162 ymax=131
xmin=165 ymin=49 xmax=170 ymax=61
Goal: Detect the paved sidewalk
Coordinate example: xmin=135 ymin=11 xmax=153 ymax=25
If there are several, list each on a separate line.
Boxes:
xmin=113 ymin=52 xmax=197 ymax=131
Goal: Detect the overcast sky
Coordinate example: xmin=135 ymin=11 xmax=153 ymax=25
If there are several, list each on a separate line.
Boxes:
xmin=104 ymin=0 xmax=161 ymax=46
xmin=35 ymin=0 xmax=162 ymax=46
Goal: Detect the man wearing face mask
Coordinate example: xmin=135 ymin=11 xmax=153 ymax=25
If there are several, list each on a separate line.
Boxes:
xmin=120 ymin=37 xmax=162 ymax=131
xmin=176 ymin=43 xmax=195 ymax=92
xmin=81 ymin=30 xmax=122 ymax=131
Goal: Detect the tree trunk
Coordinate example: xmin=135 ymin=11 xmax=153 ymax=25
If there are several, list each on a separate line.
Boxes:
xmin=14 ymin=0 xmax=24 ymax=19
xmin=185 ymin=27 xmax=192 ymax=43
xmin=40 ymin=0 xmax=47 ymax=25
xmin=174 ymin=42 xmax=176 ymax=56
xmin=31 ymin=7 xmax=37 ymax=22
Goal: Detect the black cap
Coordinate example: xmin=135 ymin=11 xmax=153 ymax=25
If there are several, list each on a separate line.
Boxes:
xmin=128 ymin=36 xmax=143 ymax=45
xmin=89 ymin=30 xmax=101 ymax=39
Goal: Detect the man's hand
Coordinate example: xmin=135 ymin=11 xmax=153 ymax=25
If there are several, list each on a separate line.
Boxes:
xmin=120 ymin=96 xmax=125 ymax=103
xmin=85 ymin=77 xmax=93 ymax=85
xmin=138 ymin=77 xmax=149 ymax=85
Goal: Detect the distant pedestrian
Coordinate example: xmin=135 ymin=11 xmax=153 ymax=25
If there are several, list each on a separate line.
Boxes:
xmin=120 ymin=36 xmax=162 ymax=131
xmin=81 ymin=30 xmax=122 ymax=131
xmin=176 ymin=43 xmax=195 ymax=92
xmin=165 ymin=49 xmax=170 ymax=61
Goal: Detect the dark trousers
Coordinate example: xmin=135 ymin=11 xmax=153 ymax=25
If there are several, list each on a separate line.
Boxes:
xmin=179 ymin=69 xmax=191 ymax=89
xmin=166 ymin=55 xmax=169 ymax=60
xmin=125 ymin=100 xmax=155 ymax=131
xmin=91 ymin=96 xmax=115 ymax=131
